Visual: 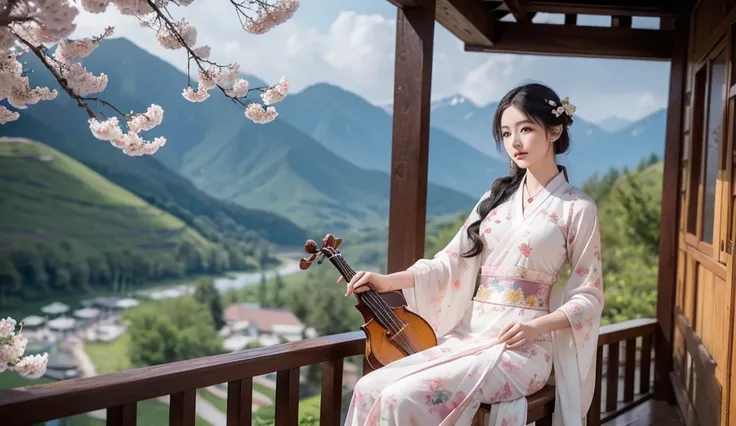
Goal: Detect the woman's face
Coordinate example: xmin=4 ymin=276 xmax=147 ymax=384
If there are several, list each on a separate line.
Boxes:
xmin=500 ymin=105 xmax=557 ymax=169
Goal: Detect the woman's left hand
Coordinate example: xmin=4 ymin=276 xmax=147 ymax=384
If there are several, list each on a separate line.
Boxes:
xmin=497 ymin=321 xmax=541 ymax=349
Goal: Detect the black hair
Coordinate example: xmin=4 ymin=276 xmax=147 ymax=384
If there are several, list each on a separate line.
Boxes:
xmin=462 ymin=82 xmax=573 ymax=258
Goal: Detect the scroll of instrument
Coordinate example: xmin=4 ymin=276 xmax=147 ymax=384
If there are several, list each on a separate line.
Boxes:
xmin=299 ymin=234 xmax=438 ymax=369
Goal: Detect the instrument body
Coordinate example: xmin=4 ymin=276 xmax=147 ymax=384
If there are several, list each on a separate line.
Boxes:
xmin=300 ymin=234 xmax=438 ymax=369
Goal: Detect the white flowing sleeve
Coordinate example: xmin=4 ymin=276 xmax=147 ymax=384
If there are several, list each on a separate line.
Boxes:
xmin=550 ymin=197 xmax=604 ymax=426
xmin=402 ymin=190 xmax=490 ymax=338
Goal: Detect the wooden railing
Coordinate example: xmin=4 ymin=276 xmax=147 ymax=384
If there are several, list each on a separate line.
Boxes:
xmin=0 ymin=332 xmax=365 ymax=426
xmin=587 ymin=318 xmax=658 ymax=426
xmin=0 ymin=318 xmax=660 ymax=426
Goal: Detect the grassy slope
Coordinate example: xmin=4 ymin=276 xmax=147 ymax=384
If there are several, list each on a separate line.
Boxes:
xmin=0 ymin=138 xmax=213 ymax=254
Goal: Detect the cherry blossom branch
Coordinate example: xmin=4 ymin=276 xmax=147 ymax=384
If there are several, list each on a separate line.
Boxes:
xmin=14 ymin=28 xmax=131 ymax=122
xmin=1 ymin=317 xmax=49 ymax=380
xmin=16 ymin=34 xmax=96 ymax=119
xmin=143 ymin=0 xmax=278 ymax=109
xmin=142 ymin=0 xmax=249 ymax=105
xmin=0 ymin=0 xmax=299 ymax=155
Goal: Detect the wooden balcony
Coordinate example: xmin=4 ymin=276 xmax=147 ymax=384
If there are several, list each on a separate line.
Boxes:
xmin=0 ymin=318 xmax=682 ymax=426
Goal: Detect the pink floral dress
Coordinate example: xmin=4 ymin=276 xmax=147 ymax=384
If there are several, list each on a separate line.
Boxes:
xmin=344 ymin=172 xmax=604 ymax=426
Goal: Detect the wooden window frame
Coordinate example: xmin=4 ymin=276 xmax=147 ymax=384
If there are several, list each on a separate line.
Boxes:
xmin=721 ymin=26 xmax=736 ymax=264
xmin=684 ymin=35 xmax=731 ymax=262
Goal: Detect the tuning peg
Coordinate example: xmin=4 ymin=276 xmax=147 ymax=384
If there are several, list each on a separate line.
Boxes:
xmin=304 ymin=239 xmax=318 ymax=254
xmin=323 ymin=234 xmax=336 ymax=248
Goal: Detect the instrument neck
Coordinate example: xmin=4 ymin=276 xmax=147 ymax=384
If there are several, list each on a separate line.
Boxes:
xmin=325 ymin=250 xmax=415 ymax=356
xmin=327 ymin=254 xmax=372 ymax=299
xmin=326 ymin=254 xmax=397 ymax=316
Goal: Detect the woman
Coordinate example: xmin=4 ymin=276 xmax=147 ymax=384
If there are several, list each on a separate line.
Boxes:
xmin=339 ymin=83 xmax=604 ymax=426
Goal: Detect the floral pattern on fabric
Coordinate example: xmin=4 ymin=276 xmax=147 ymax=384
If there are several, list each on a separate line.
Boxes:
xmin=344 ymin=171 xmax=603 ymax=426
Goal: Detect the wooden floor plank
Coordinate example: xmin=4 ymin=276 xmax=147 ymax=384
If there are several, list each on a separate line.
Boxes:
xmin=602 ymin=400 xmax=684 ymax=426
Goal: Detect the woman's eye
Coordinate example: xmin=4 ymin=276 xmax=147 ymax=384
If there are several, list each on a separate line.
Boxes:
xmin=521 ymin=127 xmax=531 ymax=133
xmin=502 ymin=131 xmax=511 ymax=138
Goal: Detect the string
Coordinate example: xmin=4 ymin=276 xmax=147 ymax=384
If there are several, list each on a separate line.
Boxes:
xmin=343 ymin=260 xmax=418 ymax=354
xmin=329 ymin=252 xmax=416 ymax=354
xmin=333 ymin=254 xmax=417 ymax=354
xmin=335 ymin=255 xmax=404 ymax=330
xmin=329 ymin=254 xmax=402 ymax=335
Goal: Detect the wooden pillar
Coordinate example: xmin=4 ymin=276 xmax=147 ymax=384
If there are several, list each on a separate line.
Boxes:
xmin=654 ymin=8 xmax=690 ymax=403
xmin=386 ymin=1 xmax=436 ymax=273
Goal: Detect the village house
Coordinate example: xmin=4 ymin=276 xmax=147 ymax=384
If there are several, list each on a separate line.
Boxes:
xmin=221 ymin=303 xmax=316 ymax=351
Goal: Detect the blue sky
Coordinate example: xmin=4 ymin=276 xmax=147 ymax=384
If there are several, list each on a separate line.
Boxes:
xmin=72 ymin=0 xmax=671 ymax=123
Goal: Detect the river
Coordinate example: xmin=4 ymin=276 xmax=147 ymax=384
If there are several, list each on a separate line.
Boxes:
xmin=5 ymin=253 xmax=306 ymax=320
xmin=212 ymin=254 xmax=304 ymax=293
xmin=134 ymin=253 xmax=305 ymax=301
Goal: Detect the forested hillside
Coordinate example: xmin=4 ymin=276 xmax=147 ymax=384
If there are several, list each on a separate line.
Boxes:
xmin=0 ymin=139 xmax=274 ymax=306
xmin=587 ymin=154 xmax=662 ymax=324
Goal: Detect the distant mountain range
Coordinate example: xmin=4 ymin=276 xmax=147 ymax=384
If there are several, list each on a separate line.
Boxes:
xmin=275 ymin=85 xmax=507 ymax=197
xmin=597 ymin=116 xmax=636 ymax=132
xmin=2 ymin=37 xmax=666 ymax=245
xmin=390 ymin=95 xmax=665 ymax=186
xmin=2 ymin=38 xmax=475 ymax=238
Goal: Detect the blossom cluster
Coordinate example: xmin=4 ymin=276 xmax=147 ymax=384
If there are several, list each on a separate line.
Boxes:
xmin=0 ymin=0 xmax=299 ymax=156
xmin=547 ymin=97 xmax=576 ymax=120
xmin=0 ymin=317 xmax=49 ymax=380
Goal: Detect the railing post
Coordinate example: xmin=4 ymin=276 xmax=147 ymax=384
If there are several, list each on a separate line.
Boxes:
xmin=275 ymin=367 xmax=300 ymax=426
xmin=108 ymin=402 xmax=137 ymax=426
xmin=320 ymin=359 xmax=345 ymax=426
xmin=587 ymin=347 xmax=603 ymax=426
xmin=169 ymin=389 xmax=196 ymax=426
xmin=227 ymin=378 xmax=253 ymax=426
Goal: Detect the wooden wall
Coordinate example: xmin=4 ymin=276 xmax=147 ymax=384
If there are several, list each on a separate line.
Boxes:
xmin=674 ymin=1 xmax=736 ymax=425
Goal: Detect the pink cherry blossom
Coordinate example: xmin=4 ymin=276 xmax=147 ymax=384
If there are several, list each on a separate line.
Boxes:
xmin=243 ymin=0 xmax=300 ymax=35
xmin=0 ymin=316 xmax=49 ymax=380
xmin=0 ymin=317 xmax=17 ymax=339
xmin=11 ymin=353 xmax=49 ymax=379
xmin=245 ymin=103 xmax=278 ymax=124
xmin=261 ymin=76 xmax=288 ymax=105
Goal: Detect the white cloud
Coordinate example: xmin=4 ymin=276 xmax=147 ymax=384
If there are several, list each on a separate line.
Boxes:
xmin=69 ymin=5 xmax=669 ymax=122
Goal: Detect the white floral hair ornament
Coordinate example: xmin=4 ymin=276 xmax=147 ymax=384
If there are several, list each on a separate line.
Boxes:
xmin=545 ymin=97 xmax=576 ymax=124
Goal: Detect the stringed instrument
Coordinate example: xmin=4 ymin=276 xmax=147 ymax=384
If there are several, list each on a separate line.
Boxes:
xmin=299 ymin=234 xmax=438 ymax=369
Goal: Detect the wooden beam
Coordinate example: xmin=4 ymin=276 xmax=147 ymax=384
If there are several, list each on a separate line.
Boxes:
xmin=435 ymin=0 xmax=496 ymax=45
xmin=385 ymin=0 xmax=423 ymax=7
xmin=503 ymin=0 xmax=531 ymax=23
xmin=653 ymin=8 xmax=690 ymax=404
xmin=525 ymin=0 xmax=676 ymax=17
xmin=611 ymin=15 xmax=632 ymax=28
xmin=465 ymin=22 xmax=673 ymax=61
xmin=386 ymin=1 xmax=435 ymax=273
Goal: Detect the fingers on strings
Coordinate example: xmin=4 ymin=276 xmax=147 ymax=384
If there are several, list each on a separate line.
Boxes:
xmin=341 ymin=270 xmax=371 ymax=296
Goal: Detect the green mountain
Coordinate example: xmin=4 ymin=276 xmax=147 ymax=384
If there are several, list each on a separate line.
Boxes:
xmin=276 ymin=84 xmax=508 ymax=197
xmin=4 ymin=38 xmax=475 ymax=234
xmin=0 ymin=138 xmax=262 ymax=303
xmin=1 ymin=55 xmax=307 ymax=248
xmin=0 ymin=138 xmax=213 ymax=253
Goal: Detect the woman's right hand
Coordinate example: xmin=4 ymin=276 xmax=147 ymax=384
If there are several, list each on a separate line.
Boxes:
xmin=337 ymin=271 xmax=393 ymax=296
